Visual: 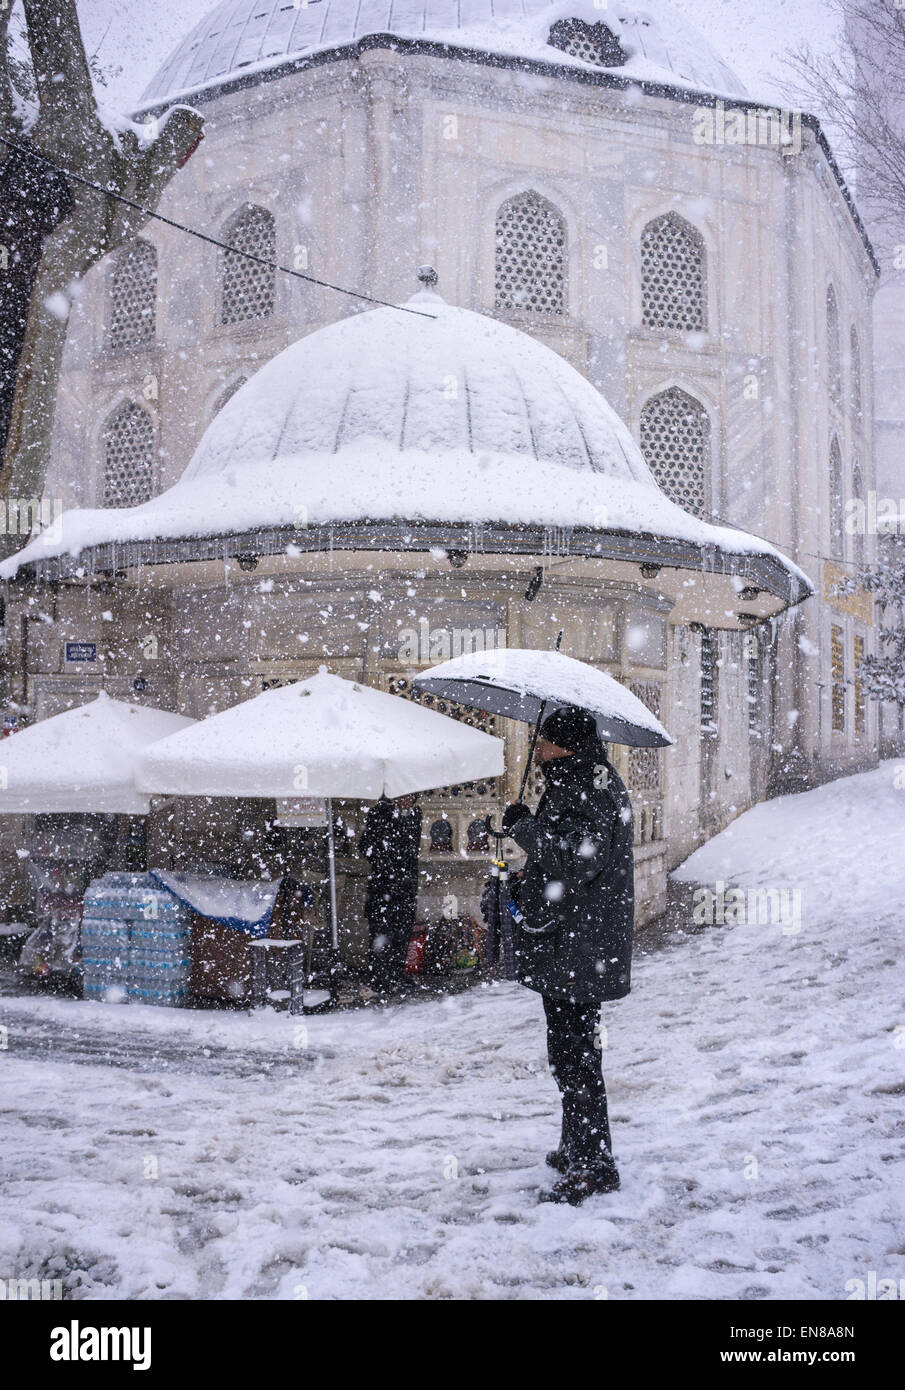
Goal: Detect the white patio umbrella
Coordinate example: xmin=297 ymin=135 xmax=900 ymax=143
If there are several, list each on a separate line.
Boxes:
xmin=137 ymin=668 xmax=505 ymax=948
xmin=0 ymin=693 xmax=195 ymax=815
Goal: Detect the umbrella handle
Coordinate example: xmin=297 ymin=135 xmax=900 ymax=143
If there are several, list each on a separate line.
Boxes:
xmin=514 ymin=631 xmax=562 ymax=803
xmin=516 ymin=697 xmax=547 ymax=803
xmin=484 ymin=816 xmax=508 ymax=870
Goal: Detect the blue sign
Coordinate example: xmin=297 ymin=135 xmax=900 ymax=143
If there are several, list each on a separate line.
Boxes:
xmin=65 ymin=642 xmax=97 ymax=663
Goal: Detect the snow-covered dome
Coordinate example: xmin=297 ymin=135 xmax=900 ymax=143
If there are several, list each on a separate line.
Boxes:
xmin=140 ymin=0 xmax=747 ymax=108
xmin=181 ymin=288 xmax=657 ymax=487
xmin=0 ymin=287 xmax=810 ymax=628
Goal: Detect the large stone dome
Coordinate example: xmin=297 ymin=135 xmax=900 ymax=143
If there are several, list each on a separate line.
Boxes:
xmin=140 ymin=0 xmax=747 ymax=108
xmin=180 ymin=289 xmax=657 ymax=487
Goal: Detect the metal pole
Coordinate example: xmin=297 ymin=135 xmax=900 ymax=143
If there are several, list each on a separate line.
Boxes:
xmin=516 ymin=630 xmax=563 ymax=802
xmin=325 ymin=795 xmax=339 ymax=951
xmin=517 ymin=697 xmax=547 ymax=802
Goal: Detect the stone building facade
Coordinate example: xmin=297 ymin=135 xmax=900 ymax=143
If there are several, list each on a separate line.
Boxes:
xmin=0 ymin=0 xmax=883 ymax=936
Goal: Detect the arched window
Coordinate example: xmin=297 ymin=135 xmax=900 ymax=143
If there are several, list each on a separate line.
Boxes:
xmin=829 ymin=435 xmax=844 ymax=556
xmin=548 ymin=18 xmax=626 ymax=65
xmin=641 ymin=214 xmax=707 ymax=333
xmin=466 ymin=818 xmax=489 ymax=853
xmin=212 ymin=376 xmax=247 ymax=417
xmin=429 ymin=818 xmax=453 ymax=853
xmin=827 ymin=285 xmax=842 ymax=406
xmin=640 ymin=387 xmax=710 ymax=519
xmin=220 ymin=204 xmax=276 ymax=326
xmin=108 ymin=239 xmax=157 ymax=350
xmin=102 ymin=401 xmax=154 ymax=508
xmin=495 ymin=191 xmax=566 ymax=315
xmin=849 ymin=325 xmax=862 ymax=421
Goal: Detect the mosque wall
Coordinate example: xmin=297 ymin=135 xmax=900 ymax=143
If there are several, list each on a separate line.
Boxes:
xmin=10 ymin=38 xmax=881 ymax=934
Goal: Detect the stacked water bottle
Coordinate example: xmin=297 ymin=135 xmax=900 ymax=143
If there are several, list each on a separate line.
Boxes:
xmin=81 ymin=873 xmax=193 ymax=1007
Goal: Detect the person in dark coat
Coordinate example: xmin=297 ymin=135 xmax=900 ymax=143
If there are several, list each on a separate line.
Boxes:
xmin=502 ymin=706 xmax=634 ymax=1205
xmin=360 ymin=793 xmax=423 ymax=996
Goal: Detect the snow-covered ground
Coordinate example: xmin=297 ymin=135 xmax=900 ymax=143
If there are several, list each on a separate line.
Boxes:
xmin=1 ymin=763 xmax=903 ymax=1300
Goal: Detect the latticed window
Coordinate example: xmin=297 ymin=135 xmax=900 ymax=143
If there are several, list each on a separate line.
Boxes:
xmin=641 ymin=214 xmax=707 ymax=333
xmin=640 ymin=388 xmax=710 ymax=519
xmin=430 ymin=818 xmax=453 ymax=852
xmin=827 ymin=285 xmax=842 ymax=406
xmin=853 ymin=633 xmax=866 ymax=734
xmin=387 ymin=675 xmax=499 ymax=801
xmin=700 ymin=629 xmax=718 ymax=737
xmin=467 ymin=819 xmax=489 ymax=852
xmin=220 ymin=205 xmax=276 ymax=326
xmin=495 ymin=191 xmax=566 ymax=315
xmin=628 ymin=681 xmax=663 ymax=795
xmin=108 ymin=239 xmax=157 ymax=350
xmin=849 ymin=325 xmax=862 ymax=421
xmin=829 ymin=436 xmax=844 ymax=557
xmin=102 ymin=401 xmax=154 ymax=508
xmin=831 ymin=625 xmax=846 ymax=733
xmin=548 ymin=18 xmax=626 ymax=66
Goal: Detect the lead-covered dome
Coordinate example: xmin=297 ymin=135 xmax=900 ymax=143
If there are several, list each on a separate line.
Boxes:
xmin=139 ymin=0 xmax=747 ymax=108
xmin=181 ymin=290 xmax=656 ymax=487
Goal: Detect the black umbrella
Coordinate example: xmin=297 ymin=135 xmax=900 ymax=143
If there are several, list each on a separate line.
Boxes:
xmin=416 ymin=642 xmax=672 ymax=981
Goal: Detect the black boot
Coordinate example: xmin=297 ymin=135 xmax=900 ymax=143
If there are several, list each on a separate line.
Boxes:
xmin=539 ymin=1161 xmax=620 ymax=1206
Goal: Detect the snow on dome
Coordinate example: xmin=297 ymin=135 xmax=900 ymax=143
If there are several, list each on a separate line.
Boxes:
xmin=0 ymin=290 xmax=810 ymax=621
xmin=179 ymin=291 xmax=657 ymax=488
xmin=139 ymin=0 xmax=748 ymax=109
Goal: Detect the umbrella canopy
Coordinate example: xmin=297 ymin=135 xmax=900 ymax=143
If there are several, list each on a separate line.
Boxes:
xmin=414 ymin=648 xmax=674 ymax=749
xmin=0 ymin=693 xmax=196 ymax=814
xmin=137 ymin=668 xmax=505 ymax=800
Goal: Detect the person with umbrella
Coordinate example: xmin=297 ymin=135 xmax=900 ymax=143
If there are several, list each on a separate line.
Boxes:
xmin=359 ymin=792 xmax=423 ymax=997
xmin=501 ymin=706 xmax=634 ymax=1205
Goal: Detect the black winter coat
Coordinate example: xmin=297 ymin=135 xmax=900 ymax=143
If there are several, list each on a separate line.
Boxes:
xmin=509 ymin=750 xmax=634 ymax=1003
xmin=359 ymin=797 xmax=422 ymax=903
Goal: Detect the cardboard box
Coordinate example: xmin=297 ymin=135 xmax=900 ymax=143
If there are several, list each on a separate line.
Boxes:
xmin=189 ymin=913 xmax=253 ymax=1002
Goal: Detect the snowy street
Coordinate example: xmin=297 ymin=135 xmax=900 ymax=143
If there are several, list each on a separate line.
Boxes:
xmin=2 ymin=763 xmax=903 ymax=1301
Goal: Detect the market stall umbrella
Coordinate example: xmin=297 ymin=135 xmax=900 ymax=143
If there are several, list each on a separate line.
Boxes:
xmin=137 ymin=668 xmax=505 ymax=951
xmin=414 ymin=648 xmax=674 ymax=750
xmin=137 ymin=668 xmax=504 ymax=799
xmin=0 ymin=693 xmax=195 ymax=814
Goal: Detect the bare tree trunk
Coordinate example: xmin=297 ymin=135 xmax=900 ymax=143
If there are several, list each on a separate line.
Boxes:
xmin=0 ymin=0 xmax=203 ymax=555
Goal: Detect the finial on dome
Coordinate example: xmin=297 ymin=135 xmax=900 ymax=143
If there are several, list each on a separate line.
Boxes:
xmin=417 ymin=265 xmax=439 ymax=289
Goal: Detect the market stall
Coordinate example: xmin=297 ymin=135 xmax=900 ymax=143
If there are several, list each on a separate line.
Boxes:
xmin=137 ymin=667 xmax=505 ymax=1007
xmin=0 ymin=694 xmax=194 ymax=982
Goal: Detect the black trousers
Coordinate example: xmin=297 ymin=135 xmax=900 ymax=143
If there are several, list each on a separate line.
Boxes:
xmin=367 ymin=888 xmax=415 ymax=991
xmin=542 ymin=995 xmax=615 ymax=1169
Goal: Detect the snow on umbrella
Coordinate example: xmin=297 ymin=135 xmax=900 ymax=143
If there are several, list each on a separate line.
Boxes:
xmin=136 ymin=668 xmax=504 ymax=800
xmin=0 ymin=693 xmax=195 ymax=815
xmin=413 ymin=647 xmax=674 ymax=749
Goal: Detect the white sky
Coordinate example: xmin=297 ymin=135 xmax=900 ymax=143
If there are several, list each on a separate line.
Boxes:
xmin=75 ymin=0 xmax=840 ymax=111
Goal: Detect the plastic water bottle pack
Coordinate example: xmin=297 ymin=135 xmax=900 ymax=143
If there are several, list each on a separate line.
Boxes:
xmin=81 ymin=874 xmax=192 ymax=1007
